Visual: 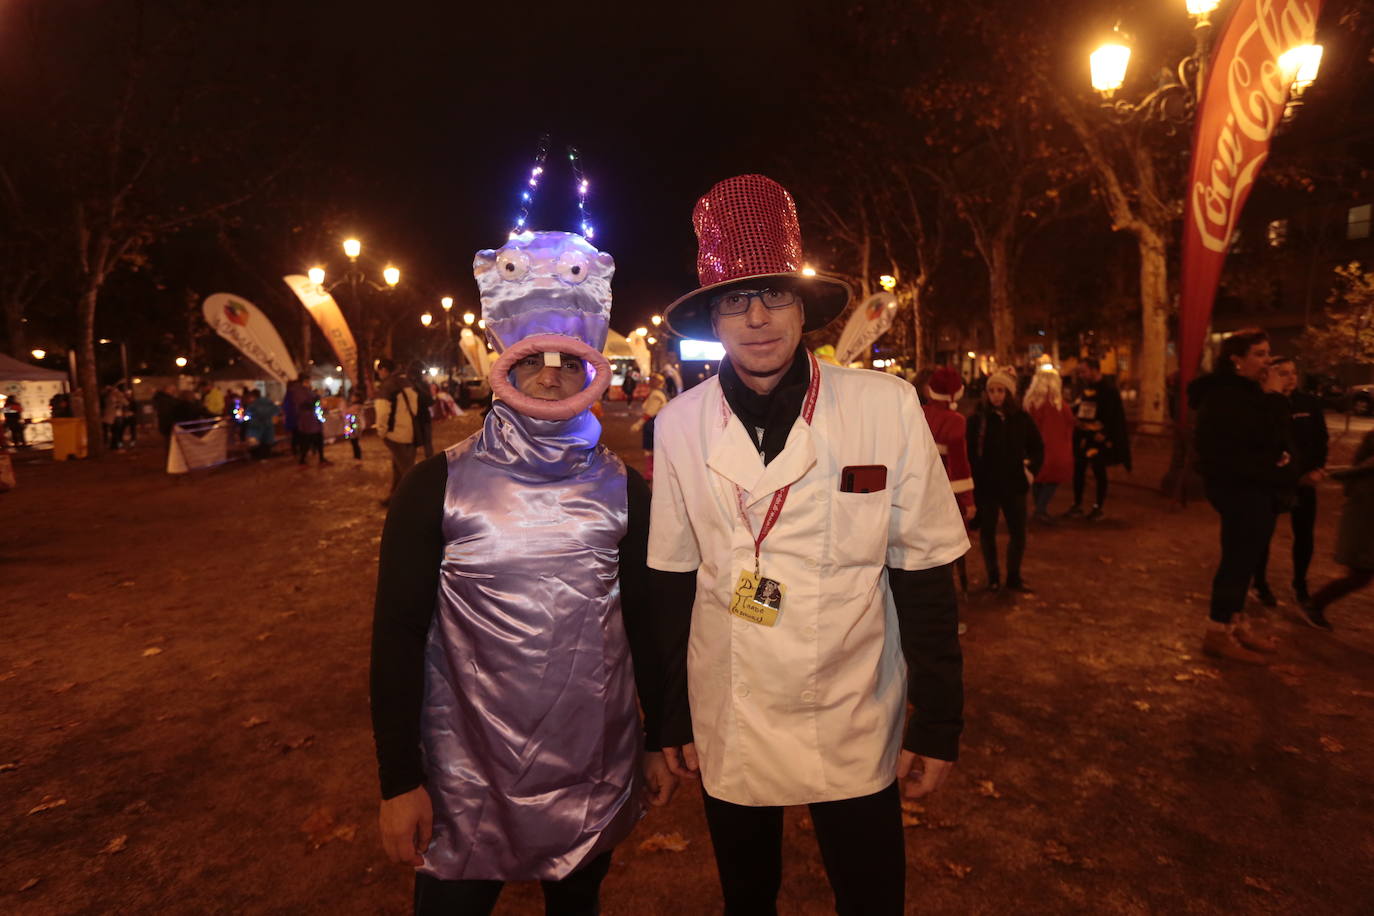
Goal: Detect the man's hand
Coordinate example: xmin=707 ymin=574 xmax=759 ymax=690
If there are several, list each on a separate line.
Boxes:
xmin=643 ymin=751 xmax=677 ymax=807
xmin=379 ymin=785 xmax=433 ymax=867
xmin=661 ymin=744 xmax=699 ymax=779
xmin=1278 ymin=451 xmax=1292 ymax=468
xmin=897 ymin=750 xmax=954 ymax=800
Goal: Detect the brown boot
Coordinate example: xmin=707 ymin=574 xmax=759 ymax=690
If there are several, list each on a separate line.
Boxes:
xmin=1202 ymin=629 xmax=1269 ymax=665
xmin=1233 ymin=618 xmax=1279 ymax=654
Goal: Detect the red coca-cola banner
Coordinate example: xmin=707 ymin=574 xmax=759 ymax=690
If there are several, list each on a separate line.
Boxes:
xmin=1178 ymin=0 xmax=1323 ymax=397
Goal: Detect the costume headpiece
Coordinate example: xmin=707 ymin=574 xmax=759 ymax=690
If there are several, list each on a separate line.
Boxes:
xmin=926 ymin=367 xmax=965 ymax=404
xmin=663 ymin=174 xmax=851 ymax=340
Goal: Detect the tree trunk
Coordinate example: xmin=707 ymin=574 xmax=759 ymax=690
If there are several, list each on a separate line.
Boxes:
xmin=987 ymin=243 xmax=1016 ymax=365
xmin=78 ymin=279 xmax=104 ymax=457
xmin=2 ymin=297 xmax=26 ymax=357
xmin=1137 ymin=226 xmax=1169 ymax=431
xmin=299 ymin=303 xmax=312 ymax=372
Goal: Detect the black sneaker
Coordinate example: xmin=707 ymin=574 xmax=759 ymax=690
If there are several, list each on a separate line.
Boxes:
xmin=1005 ymin=580 xmax=1034 ymax=594
xmin=1298 ymin=601 xmax=1334 ymax=632
xmin=1063 ymin=505 xmax=1085 ymax=519
xmin=1086 ymin=506 xmax=1105 ymax=521
xmin=1254 ymin=584 xmax=1279 ymax=607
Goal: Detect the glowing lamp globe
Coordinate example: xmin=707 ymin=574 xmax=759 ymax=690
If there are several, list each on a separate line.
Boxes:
xmin=879 ymin=275 xmax=896 ymax=291
xmin=31 ymin=348 xmax=46 ymax=360
xmin=383 ymin=266 xmax=400 ymax=287
xmin=651 ymin=315 xmax=662 ymax=326
xmin=308 ymin=266 xmax=326 ymax=285
xmin=441 ymin=296 xmax=454 ymax=311
xmin=1279 ymin=44 xmax=1323 ymax=92
xmin=1185 ymin=0 xmax=1221 ymax=15
xmin=421 ymin=312 xmax=433 ymax=328
xmin=175 ymin=356 xmax=188 ymax=368
xmin=463 ymin=312 xmax=475 ymax=326
xmin=1090 ymin=42 xmax=1131 ymax=96
xmin=343 ymin=238 xmax=361 ymax=259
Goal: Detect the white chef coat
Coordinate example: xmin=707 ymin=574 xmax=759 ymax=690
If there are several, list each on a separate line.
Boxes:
xmin=648 ymin=360 xmax=969 ymax=807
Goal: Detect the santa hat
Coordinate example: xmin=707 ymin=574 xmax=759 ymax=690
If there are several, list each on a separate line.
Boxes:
xmin=925 ymin=367 xmax=965 ymax=404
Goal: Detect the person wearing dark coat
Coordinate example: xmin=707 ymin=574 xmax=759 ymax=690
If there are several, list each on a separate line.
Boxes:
xmin=1188 ymin=329 xmax=1299 ymax=664
xmin=967 ymin=368 xmax=1044 ymax=593
xmin=1303 ymin=429 xmax=1374 ymax=630
xmin=1252 ymin=357 xmax=1328 ymax=608
xmin=1065 ymin=358 xmax=1131 ymax=521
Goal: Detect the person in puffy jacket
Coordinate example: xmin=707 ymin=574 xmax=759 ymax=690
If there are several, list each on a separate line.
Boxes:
xmin=967 ymin=368 xmax=1044 ymax=593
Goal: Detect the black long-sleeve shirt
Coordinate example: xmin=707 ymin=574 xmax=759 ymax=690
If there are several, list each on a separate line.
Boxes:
xmin=369 ymin=453 xmax=654 ymax=800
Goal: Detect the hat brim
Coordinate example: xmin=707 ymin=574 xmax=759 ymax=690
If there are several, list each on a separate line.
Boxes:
xmin=662 ymin=272 xmax=852 ymax=341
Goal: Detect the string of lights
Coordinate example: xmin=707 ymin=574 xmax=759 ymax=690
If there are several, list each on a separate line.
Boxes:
xmin=512 ymin=133 xmax=550 ymax=237
xmin=567 ymin=145 xmax=594 ymax=240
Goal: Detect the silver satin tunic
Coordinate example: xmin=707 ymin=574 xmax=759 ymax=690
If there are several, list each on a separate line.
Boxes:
xmin=419 ymin=401 xmax=642 ymax=881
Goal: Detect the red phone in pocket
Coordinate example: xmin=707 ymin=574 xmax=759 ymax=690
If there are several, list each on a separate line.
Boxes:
xmin=840 ymin=465 xmax=887 ymax=493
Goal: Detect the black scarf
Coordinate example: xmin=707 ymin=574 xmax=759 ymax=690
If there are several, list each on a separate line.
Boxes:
xmin=719 ymin=347 xmax=809 ymax=466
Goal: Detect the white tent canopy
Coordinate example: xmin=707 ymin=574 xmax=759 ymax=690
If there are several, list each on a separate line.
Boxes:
xmin=0 ymin=352 xmax=67 ymax=382
xmin=1 ymin=353 xmax=70 ymax=447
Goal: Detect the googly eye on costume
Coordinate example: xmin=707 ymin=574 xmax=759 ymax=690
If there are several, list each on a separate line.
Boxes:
xmin=496 ymin=249 xmax=531 ymax=281
xmin=556 ymin=250 xmax=592 ymax=285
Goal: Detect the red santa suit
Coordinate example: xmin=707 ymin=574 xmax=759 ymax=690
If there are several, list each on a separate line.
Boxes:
xmin=922 ymin=368 xmax=974 ymax=519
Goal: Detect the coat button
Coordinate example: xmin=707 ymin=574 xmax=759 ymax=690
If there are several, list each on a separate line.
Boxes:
xmin=735 ymin=683 xmax=750 ymax=698
xmin=804 ymin=556 xmax=819 ymax=569
xmin=800 ymin=690 xmax=815 ymax=703
xmin=814 ymin=490 xmax=826 ymax=502
xmin=803 ymin=625 xmax=818 ymax=638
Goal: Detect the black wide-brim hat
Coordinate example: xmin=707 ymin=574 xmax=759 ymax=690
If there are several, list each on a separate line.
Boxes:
xmin=663 ymin=174 xmax=852 ymax=341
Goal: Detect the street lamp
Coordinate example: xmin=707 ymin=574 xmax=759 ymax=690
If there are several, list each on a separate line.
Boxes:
xmin=308 ymin=266 xmax=326 ymax=285
xmin=647 ymin=336 xmax=657 ymax=345
xmin=441 ymin=297 xmax=453 ymax=312
xmin=1089 ymin=40 xmax=1131 ymax=97
xmin=421 ymin=312 xmax=434 ymax=328
xmin=1280 ymin=44 xmax=1323 ymax=93
xmin=879 ymin=275 xmax=897 ymax=292
xmin=383 ymin=266 xmax=400 ymax=287
xmin=31 ymin=348 xmax=45 ymax=360
xmin=175 ymin=356 xmax=188 ymax=368
xmin=651 ymin=315 xmax=662 ymax=327
xmin=635 ymin=327 xmax=648 ymax=337
xmin=343 ymin=238 xmax=361 ymax=260
xmin=463 ymin=312 xmax=475 ymax=326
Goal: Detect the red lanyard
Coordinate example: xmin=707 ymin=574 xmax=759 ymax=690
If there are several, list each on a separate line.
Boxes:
xmin=719 ymin=352 xmax=821 ymax=575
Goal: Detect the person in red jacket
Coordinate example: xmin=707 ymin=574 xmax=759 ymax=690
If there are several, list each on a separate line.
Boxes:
xmin=923 ymin=367 xmax=975 ymax=594
xmin=1023 ymin=368 xmax=1075 ymax=524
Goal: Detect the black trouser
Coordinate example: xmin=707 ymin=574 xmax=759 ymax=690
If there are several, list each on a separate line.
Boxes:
xmin=1312 ymin=568 xmax=1374 ymax=612
xmin=413 ymin=851 xmax=612 ymax=916
xmin=1072 ymin=450 xmax=1109 ymax=508
xmin=1255 ymin=487 xmax=1317 ymax=594
xmin=1206 ymin=483 xmax=1277 ymax=624
xmin=297 ymin=432 xmax=325 ymax=463
xmin=702 ymin=782 xmax=904 ymax=916
xmin=976 ymin=488 xmax=1027 ymax=585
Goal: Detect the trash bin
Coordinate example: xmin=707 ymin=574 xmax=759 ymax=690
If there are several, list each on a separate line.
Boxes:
xmin=50 ymin=417 xmax=88 ymax=460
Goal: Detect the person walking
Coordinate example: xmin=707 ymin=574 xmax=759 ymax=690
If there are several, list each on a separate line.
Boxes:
xmin=408 ymin=363 xmax=436 ymax=460
xmin=1302 ymin=428 xmax=1374 ymax=630
xmin=967 ymin=368 xmax=1044 ymax=593
xmin=371 ymin=229 xmax=673 ymax=915
xmin=1065 ymin=358 xmax=1131 ymax=520
xmin=647 ymin=175 xmax=969 ymax=915
xmin=2 ymin=395 xmax=24 ymax=448
xmin=631 ymin=372 xmax=669 ymax=482
xmin=240 ymin=389 xmax=279 ymax=460
xmin=1251 ymin=356 xmax=1308 ymax=608
xmin=101 ymin=384 xmax=128 ymax=451
xmin=621 ymin=364 xmax=640 ymax=402
xmin=283 ymin=374 xmax=311 ymax=463
xmin=1189 ymin=329 xmax=1297 ymax=664
xmin=922 ymin=367 xmax=976 ymax=596
xmin=295 ymin=383 xmax=330 ymax=467
xmin=1024 ymin=368 xmax=1074 ymax=524
xmin=374 ymin=359 xmax=419 ymax=506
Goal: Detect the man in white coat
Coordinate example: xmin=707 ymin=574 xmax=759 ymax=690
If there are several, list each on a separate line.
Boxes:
xmin=648 ymin=175 xmax=969 ymax=915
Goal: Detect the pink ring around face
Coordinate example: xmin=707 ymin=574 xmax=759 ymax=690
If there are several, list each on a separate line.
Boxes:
xmin=489 ymin=333 xmax=612 ymax=421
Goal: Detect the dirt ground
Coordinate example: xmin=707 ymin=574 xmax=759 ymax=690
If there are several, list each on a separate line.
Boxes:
xmin=3 ymin=403 xmax=1372 ymax=915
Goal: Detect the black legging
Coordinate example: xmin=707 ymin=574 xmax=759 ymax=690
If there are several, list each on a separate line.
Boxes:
xmin=976 ymin=488 xmax=1028 ymax=585
xmin=1073 ymin=450 xmax=1109 ymax=508
xmin=297 ymin=432 xmax=325 ymax=463
xmin=413 ymin=850 xmax=612 ymax=916
xmin=702 ymin=782 xmax=904 ymax=916
xmin=1206 ymin=483 xmax=1277 ymax=624
xmin=1255 ymin=487 xmax=1317 ymax=593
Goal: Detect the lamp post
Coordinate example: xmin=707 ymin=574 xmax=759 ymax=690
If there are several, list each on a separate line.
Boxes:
xmin=307 ymin=237 xmax=402 ymax=397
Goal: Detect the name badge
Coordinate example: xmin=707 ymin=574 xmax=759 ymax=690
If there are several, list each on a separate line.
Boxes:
xmin=729 ymin=570 xmax=786 ymax=627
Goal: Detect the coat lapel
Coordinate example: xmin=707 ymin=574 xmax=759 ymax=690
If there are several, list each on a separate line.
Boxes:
xmin=707 ymin=408 xmax=766 ymax=494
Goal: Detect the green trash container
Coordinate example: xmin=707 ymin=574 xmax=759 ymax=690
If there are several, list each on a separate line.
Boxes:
xmin=50 ymin=417 xmax=88 ymax=460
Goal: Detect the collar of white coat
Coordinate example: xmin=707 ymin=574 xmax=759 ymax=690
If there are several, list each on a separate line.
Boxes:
xmin=706 ymin=359 xmax=820 ymax=507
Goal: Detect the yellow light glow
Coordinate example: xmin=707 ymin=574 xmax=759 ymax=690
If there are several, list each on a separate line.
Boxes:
xmin=383 ymin=266 xmax=400 ymax=287
xmin=801 ymin=265 xmax=817 ymax=277
xmin=308 ymin=266 xmax=326 ymax=285
xmin=634 ymin=327 xmax=648 ymax=337
xmin=420 ymin=312 xmax=433 ymax=327
xmin=132 ymin=377 xmax=142 ymax=384
xmin=647 ymin=336 xmax=657 ymax=345
xmin=966 ymin=350 xmax=977 ymax=359
xmin=651 ymin=315 xmax=662 ymax=326
xmin=335 ymin=365 xmax=342 ymax=372
xmin=31 ymin=348 xmax=46 ymax=360
xmin=478 ymin=319 xmax=486 ymax=330
xmin=1185 ymin=0 xmax=1221 ymax=15
xmin=441 ymin=296 xmax=454 ymax=311
xmin=1279 ymin=44 xmax=1323 ymax=91
xmin=879 ymin=275 xmax=896 ymax=291
xmin=343 ymin=238 xmax=361 ymax=259
xmin=175 ymin=356 xmax=188 ymax=368
xmin=463 ymin=312 xmax=475 ymax=326
xmin=1090 ymin=42 xmax=1131 ymax=96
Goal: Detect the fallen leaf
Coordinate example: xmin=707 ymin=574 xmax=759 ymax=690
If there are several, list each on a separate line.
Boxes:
xmin=67 ymin=592 xmax=91 ymax=600
xmin=280 ymin=735 xmax=315 ymax=753
xmin=277 ymin=611 xmax=298 ymax=620
xmin=27 ymin=796 xmax=67 ymax=815
xmin=1270 ymin=664 xmax=1305 ymax=678
xmin=1244 ymin=875 xmax=1276 ymax=894
xmin=330 ymin=824 xmax=357 ymax=843
xmin=254 ymin=632 xmax=272 ymax=642
xmin=1348 ymin=689 xmax=1374 ymax=699
xmin=1043 ymin=840 xmax=1075 ymax=864
xmin=1189 ymin=668 xmax=1221 ymax=680
xmin=52 ymin=682 xmax=77 ymax=694
xmin=985 ymin=743 xmax=1006 ymax=754
xmin=1319 ymin=736 xmax=1345 ymax=753
xmin=976 ymin=779 xmax=1001 ymax=799
xmin=206 ymin=672 xmax=223 ymax=681
xmin=142 ymin=647 xmax=163 ymax=657
xmin=942 ymin=861 xmax=973 ymax=879
xmin=1173 ymin=673 xmax=1194 ymax=682
xmin=0 ymin=671 xmax=15 ymax=682
xmin=1155 ymin=855 xmax=1174 ymax=866
xmin=1278 ymin=745 xmax=1302 ymax=755
xmin=1097 ymin=555 xmax=1114 ymax=564
xmin=0 ymin=762 xmax=18 ymax=773
xmin=100 ymin=835 xmax=128 ymax=855
xmin=117 ymin=580 xmax=136 ymax=588
xmin=242 ymin=716 xmax=268 ymax=729
xmin=50 ymin=720 xmax=81 ymax=731
xmin=19 ymin=878 xmax=40 ymax=892
xmin=1132 ymin=701 xmax=1151 ymax=712
xmin=301 ymin=808 xmax=338 ymax=847
xmin=901 ymin=812 xmax=922 ymax=827
xmin=638 ymin=832 xmax=690 ymax=853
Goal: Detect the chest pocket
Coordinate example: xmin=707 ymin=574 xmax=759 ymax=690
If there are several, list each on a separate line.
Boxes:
xmin=829 ymin=490 xmax=890 ymax=568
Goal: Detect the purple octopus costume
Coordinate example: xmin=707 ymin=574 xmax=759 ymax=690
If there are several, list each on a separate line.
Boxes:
xmin=418 ymin=231 xmax=642 ymax=881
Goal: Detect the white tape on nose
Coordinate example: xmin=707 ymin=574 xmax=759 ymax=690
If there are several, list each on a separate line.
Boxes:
xmin=543 ymin=351 xmax=561 ymax=368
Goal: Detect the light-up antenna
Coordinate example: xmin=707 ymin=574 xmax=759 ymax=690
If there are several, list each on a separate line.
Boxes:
xmin=512 ymin=134 xmax=550 ymax=238
xmin=568 ymin=145 xmax=594 ymax=240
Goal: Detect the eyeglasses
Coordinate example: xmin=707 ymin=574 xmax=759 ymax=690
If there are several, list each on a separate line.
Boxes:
xmin=710 ymin=288 xmax=799 ymax=317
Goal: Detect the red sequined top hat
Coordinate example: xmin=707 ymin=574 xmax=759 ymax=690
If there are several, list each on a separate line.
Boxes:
xmin=926 ymin=367 xmax=966 ymax=403
xmin=663 ymin=174 xmax=851 ymax=340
